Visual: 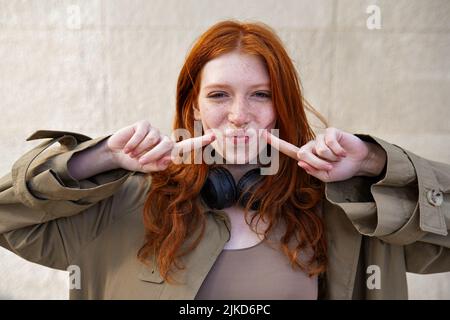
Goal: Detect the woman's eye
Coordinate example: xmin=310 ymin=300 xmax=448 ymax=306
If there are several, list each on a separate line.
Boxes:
xmin=254 ymin=91 xmax=271 ymax=99
xmin=207 ymin=92 xmax=228 ymax=99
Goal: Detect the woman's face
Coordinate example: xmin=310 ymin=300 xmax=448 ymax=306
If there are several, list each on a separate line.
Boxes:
xmin=195 ymin=51 xmax=277 ymax=164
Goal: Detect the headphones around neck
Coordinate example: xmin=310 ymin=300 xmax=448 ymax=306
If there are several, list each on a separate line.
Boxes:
xmin=200 ymin=167 xmax=264 ymax=210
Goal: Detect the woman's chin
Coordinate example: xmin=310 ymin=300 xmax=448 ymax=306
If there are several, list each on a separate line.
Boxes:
xmin=220 ymin=150 xmax=259 ymax=165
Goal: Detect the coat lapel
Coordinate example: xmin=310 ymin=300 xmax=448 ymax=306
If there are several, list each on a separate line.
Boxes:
xmin=137 ymin=210 xmax=231 ymax=299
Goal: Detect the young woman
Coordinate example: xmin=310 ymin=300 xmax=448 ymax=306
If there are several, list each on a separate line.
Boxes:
xmin=1 ymin=20 xmax=449 ymax=300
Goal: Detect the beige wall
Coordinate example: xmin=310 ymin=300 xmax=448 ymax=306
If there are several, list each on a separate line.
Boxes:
xmin=0 ymin=0 xmax=449 ymax=299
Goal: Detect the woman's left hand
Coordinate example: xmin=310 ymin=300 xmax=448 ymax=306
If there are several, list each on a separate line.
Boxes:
xmin=264 ymin=127 xmax=387 ymax=182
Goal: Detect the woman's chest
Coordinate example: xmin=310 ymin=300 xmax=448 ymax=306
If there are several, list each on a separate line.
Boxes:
xmin=221 ymin=206 xmax=269 ymax=250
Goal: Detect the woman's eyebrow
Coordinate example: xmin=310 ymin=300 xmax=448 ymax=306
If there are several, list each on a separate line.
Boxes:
xmin=203 ymin=84 xmax=232 ymax=90
xmin=248 ymin=83 xmax=270 ymax=89
xmin=203 ymin=83 xmax=270 ymax=90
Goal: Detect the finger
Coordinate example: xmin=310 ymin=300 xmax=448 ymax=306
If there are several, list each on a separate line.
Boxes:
xmin=174 ymin=132 xmax=216 ymax=154
xmin=160 ymin=154 xmax=172 ymax=164
xmin=141 ymin=155 xmax=172 ymax=172
xmin=134 ymin=132 xmax=215 ymax=160
xmin=129 ymin=128 xmax=161 ymax=158
xmin=123 ymin=122 xmax=151 ymax=153
xmin=298 ymin=160 xmax=317 ymax=173
xmin=324 ymin=130 xmax=347 ymax=157
xmin=298 ymin=160 xmax=331 ymax=181
xmin=263 ymin=131 xmax=300 ymax=160
xmin=110 ymin=125 xmax=136 ymax=149
xmin=298 ymin=147 xmax=333 ymax=171
xmin=314 ymin=134 xmax=340 ymax=162
xmin=138 ymin=136 xmax=174 ymax=165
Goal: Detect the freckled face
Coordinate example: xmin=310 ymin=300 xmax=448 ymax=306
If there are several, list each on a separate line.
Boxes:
xmin=194 ymin=51 xmax=277 ymax=164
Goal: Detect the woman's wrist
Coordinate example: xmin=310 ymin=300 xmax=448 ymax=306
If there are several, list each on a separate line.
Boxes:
xmin=99 ymin=137 xmax=122 ymax=170
xmin=68 ymin=137 xmax=120 ymax=180
xmin=356 ymin=141 xmax=387 ymax=177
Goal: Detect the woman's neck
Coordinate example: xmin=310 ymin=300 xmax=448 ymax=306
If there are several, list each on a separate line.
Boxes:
xmin=222 ymin=163 xmax=260 ymax=181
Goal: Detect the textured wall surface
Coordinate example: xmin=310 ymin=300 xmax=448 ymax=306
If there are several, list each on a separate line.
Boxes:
xmin=0 ymin=0 xmax=449 ymax=299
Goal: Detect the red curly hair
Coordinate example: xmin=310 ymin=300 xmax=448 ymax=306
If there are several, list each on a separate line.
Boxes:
xmin=138 ymin=20 xmax=328 ymax=283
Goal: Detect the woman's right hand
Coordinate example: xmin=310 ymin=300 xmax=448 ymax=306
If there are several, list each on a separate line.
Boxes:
xmin=106 ymin=120 xmax=215 ymax=173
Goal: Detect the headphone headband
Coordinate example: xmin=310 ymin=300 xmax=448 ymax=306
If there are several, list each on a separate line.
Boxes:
xmin=200 ymin=167 xmax=264 ymax=210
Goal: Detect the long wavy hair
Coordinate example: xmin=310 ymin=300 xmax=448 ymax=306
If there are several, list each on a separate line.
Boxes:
xmin=138 ymin=20 xmax=328 ymax=283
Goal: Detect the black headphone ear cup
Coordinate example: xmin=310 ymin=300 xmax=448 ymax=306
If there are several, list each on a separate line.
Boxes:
xmin=236 ymin=168 xmax=263 ymax=210
xmin=201 ymin=167 xmax=237 ymax=210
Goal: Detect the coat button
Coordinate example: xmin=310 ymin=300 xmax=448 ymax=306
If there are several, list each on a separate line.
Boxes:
xmin=426 ymin=189 xmax=443 ymax=207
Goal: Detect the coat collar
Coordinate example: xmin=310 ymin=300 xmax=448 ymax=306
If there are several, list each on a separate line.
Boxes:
xmin=137 ymin=210 xmax=231 ymax=299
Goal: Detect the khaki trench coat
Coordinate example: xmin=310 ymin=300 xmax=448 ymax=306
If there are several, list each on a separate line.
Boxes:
xmin=0 ymin=130 xmax=449 ymax=299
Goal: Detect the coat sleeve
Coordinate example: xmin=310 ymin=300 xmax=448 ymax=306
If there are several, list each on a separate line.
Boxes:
xmin=325 ymin=134 xmax=450 ymax=274
xmin=0 ymin=130 xmax=151 ymax=270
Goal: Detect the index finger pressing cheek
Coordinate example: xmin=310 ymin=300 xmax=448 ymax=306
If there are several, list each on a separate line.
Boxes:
xmin=174 ymin=132 xmax=216 ymax=155
xmin=166 ymin=133 xmax=216 ymax=165
xmin=263 ymin=131 xmax=300 ymax=160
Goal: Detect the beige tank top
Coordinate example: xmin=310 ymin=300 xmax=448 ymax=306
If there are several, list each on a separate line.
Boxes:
xmin=195 ymin=238 xmax=318 ymax=300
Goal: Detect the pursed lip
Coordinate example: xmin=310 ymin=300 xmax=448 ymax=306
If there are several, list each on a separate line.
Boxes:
xmin=227 ymin=136 xmax=249 ymax=145
xmin=224 ymin=128 xmax=248 ymax=138
xmin=223 ymin=129 xmax=250 ymax=144
xmin=225 ymin=129 xmax=248 ymax=137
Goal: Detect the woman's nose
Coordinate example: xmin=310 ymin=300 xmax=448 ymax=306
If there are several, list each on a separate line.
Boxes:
xmin=228 ymin=98 xmax=250 ymax=127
